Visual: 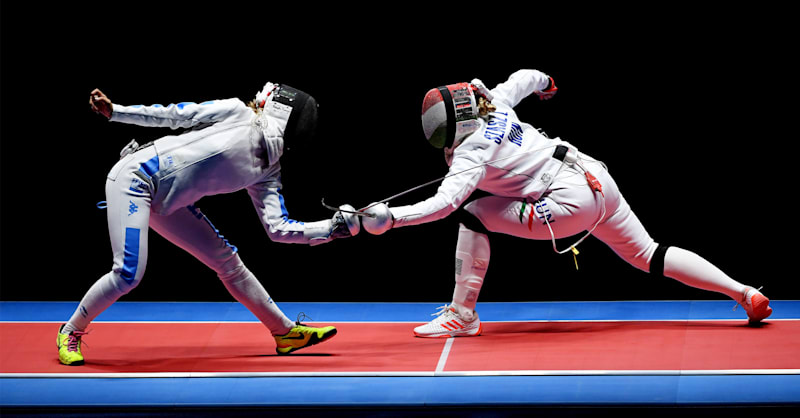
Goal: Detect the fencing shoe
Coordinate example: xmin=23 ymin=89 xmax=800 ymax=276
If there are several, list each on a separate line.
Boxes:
xmin=741 ymin=287 xmax=773 ymax=324
xmin=274 ymin=323 xmax=337 ymax=355
xmin=57 ymin=324 xmax=87 ymax=366
xmin=413 ymin=305 xmax=482 ymax=338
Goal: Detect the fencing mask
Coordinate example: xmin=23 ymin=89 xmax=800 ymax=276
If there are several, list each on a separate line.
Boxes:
xmin=421 ymin=82 xmax=481 ymax=149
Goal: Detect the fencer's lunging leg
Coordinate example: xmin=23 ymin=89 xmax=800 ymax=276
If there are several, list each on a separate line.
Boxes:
xmin=451 ymin=213 xmax=491 ymax=320
xmin=218 ymin=262 xmax=295 ymax=335
xmin=149 ymin=205 xmax=295 ymax=335
xmin=413 ymin=213 xmax=490 ymax=338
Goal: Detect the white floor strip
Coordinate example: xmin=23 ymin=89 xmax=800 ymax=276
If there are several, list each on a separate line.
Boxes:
xmin=3 ymin=369 xmax=799 ymax=379
xmin=435 ymin=338 xmax=454 ymax=373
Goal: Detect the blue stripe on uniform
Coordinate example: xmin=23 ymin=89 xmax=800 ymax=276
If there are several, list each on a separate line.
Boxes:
xmin=277 ymin=189 xmax=304 ymax=225
xmin=139 ymin=155 xmax=160 ymax=178
xmin=121 ymin=228 xmax=141 ymax=284
xmin=186 ymin=205 xmax=238 ymax=253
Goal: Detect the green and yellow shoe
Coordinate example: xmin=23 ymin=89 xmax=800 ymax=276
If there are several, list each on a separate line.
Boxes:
xmin=57 ymin=324 xmax=86 ymax=366
xmin=274 ymin=323 xmax=337 ymax=355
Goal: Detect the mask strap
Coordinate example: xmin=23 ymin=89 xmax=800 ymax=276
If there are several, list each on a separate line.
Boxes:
xmin=437 ymin=86 xmax=456 ymax=149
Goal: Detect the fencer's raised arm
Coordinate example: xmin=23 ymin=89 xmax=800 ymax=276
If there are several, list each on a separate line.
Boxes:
xmin=490 ymin=69 xmax=555 ymax=108
xmin=389 ymin=147 xmax=486 ymax=227
xmin=109 ymin=98 xmax=244 ymax=130
xmin=247 ymin=173 xmax=359 ymax=245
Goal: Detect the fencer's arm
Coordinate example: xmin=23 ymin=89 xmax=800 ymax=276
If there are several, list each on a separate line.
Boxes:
xmin=490 ymin=69 xmax=557 ymax=108
xmin=247 ymin=179 xmax=331 ymax=244
xmin=389 ymin=151 xmax=485 ymax=228
xmin=107 ymin=97 xmax=243 ymax=129
xmin=246 ymin=177 xmax=358 ymax=245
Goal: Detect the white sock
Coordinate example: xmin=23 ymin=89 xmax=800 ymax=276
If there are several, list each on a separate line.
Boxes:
xmin=219 ymin=265 xmax=295 ymax=335
xmin=451 ymin=224 xmax=490 ymax=320
xmin=663 ymin=246 xmax=747 ymax=301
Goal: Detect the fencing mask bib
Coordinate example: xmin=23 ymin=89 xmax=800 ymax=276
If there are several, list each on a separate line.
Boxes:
xmin=255 ymin=83 xmax=319 ymax=150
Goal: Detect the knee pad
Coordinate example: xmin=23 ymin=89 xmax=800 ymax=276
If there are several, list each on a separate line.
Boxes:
xmin=454 ymin=207 xmax=490 ymax=235
xmin=649 ymin=244 xmax=670 ymax=277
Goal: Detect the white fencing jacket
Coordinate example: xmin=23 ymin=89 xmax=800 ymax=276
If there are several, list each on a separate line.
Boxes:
xmin=109 ymin=98 xmax=331 ymax=244
xmin=391 ymin=70 xmax=573 ymax=227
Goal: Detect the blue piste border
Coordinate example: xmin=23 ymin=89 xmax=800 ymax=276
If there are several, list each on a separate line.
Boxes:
xmin=2 ymin=375 xmax=799 ymax=408
xmin=2 ymin=300 xmax=799 ymax=323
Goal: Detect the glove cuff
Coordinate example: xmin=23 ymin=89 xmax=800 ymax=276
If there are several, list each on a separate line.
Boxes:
xmin=339 ymin=204 xmax=361 ymax=237
xmin=542 ymin=76 xmax=557 ymax=93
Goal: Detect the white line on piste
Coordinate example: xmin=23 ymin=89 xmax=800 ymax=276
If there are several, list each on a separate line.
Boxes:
xmin=435 ymin=338 xmax=455 ymax=373
xmin=3 ymin=369 xmax=800 ymax=378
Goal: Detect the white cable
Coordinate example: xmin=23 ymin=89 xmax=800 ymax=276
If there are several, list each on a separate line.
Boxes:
xmin=361 ymin=144 xmax=562 ymax=210
xmin=540 ymin=157 xmax=607 ymax=255
xmin=541 ymin=191 xmax=606 ymax=255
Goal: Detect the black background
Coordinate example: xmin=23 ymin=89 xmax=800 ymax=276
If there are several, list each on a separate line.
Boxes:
xmin=1 ymin=4 xmax=796 ymax=305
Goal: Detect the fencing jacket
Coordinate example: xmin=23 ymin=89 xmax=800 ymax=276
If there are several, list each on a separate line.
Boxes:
xmin=109 ymin=98 xmax=331 ymax=244
xmin=391 ymin=69 xmax=573 ymax=227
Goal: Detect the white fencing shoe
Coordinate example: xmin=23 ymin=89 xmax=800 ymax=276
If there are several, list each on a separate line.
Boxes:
xmin=413 ymin=305 xmax=482 ymax=338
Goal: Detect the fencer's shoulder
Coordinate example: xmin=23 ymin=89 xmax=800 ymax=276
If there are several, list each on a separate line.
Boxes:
xmin=192 ymin=98 xmax=247 ymax=111
xmin=173 ymin=98 xmax=251 ymax=120
xmin=489 ymin=100 xmax=515 ymax=114
xmin=215 ymin=98 xmax=249 ymax=111
xmin=209 ymin=98 xmax=255 ymax=120
xmin=454 ymin=134 xmax=490 ymax=160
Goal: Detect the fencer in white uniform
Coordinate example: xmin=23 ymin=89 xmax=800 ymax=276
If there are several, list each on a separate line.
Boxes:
xmin=57 ymin=83 xmax=358 ymax=364
xmin=364 ymin=69 xmax=773 ymax=337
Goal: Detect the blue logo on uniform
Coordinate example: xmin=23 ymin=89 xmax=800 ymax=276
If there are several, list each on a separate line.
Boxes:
xmin=129 ymin=178 xmax=145 ymax=193
xmin=508 ymin=123 xmax=524 ymax=146
xmin=128 ymin=201 xmax=139 ymax=216
xmin=484 ymin=112 xmax=508 ymax=144
xmin=535 ymin=201 xmax=555 ymax=224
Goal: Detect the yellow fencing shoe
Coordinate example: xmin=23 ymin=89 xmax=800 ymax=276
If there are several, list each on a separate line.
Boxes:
xmin=57 ymin=324 xmax=87 ymax=366
xmin=274 ymin=323 xmax=337 ymax=355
